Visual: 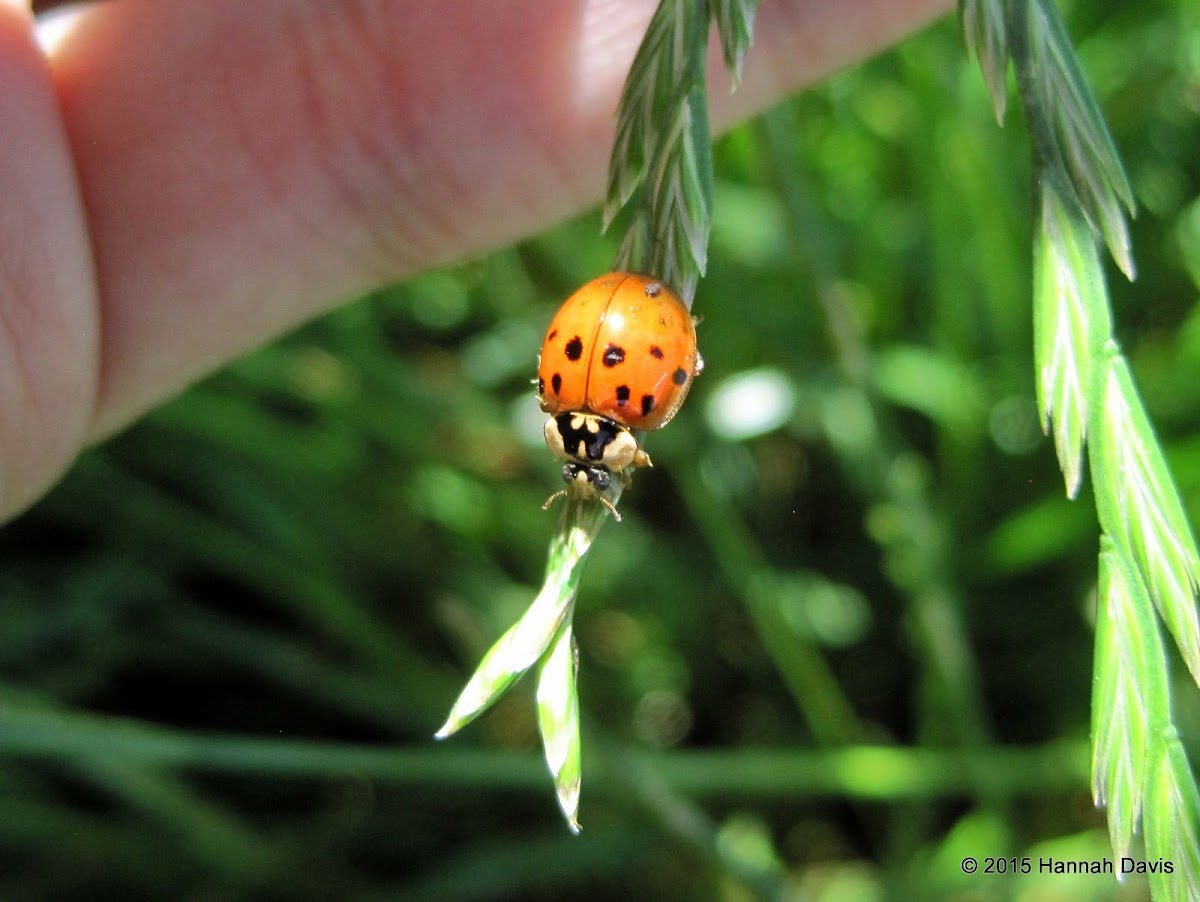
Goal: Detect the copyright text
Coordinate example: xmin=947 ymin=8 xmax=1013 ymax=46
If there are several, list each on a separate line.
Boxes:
xmin=959 ymin=856 xmax=1174 ymax=876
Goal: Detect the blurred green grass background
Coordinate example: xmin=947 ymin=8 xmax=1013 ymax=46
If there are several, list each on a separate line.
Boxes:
xmin=2 ymin=1 xmax=1198 ymax=899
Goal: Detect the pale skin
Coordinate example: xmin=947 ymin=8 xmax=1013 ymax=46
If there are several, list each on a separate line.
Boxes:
xmin=0 ymin=0 xmax=951 ymax=520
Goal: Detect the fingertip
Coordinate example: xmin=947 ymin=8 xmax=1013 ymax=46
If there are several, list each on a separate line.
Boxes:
xmin=0 ymin=0 xmax=99 ymax=520
xmin=34 ymin=2 xmax=88 ymax=54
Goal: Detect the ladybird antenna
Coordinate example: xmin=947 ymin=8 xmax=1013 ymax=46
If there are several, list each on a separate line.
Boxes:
xmin=595 ymin=494 xmax=622 ymax=522
xmin=541 ymin=490 xmax=623 ymax=523
xmin=542 ymin=489 xmax=568 ymax=512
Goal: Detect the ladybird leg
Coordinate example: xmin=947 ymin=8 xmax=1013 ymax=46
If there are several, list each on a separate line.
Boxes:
xmin=633 ymin=448 xmax=652 ymax=469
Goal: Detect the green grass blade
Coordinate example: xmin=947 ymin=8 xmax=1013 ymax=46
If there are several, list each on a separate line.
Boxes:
xmin=1018 ymin=0 xmax=1136 ymax=278
xmin=604 ymin=0 xmax=705 ymax=231
xmin=443 ymin=0 xmax=720 ymax=830
xmin=435 ymin=506 xmax=600 ymax=737
xmin=0 ymin=690 xmax=1091 ymax=798
xmin=1143 ymin=731 xmax=1200 ymax=901
xmin=1091 ymin=349 xmax=1200 ymax=686
xmin=711 ymin=0 xmax=758 ymax=89
xmin=642 ymin=84 xmax=713 ymax=300
xmin=958 ymin=0 xmax=1009 ymax=121
xmin=536 ymin=620 xmax=582 ymax=833
xmin=605 ymin=0 xmax=712 ymax=303
xmin=991 ymin=7 xmax=1200 ymax=892
xmin=77 ymin=760 xmax=273 ymax=881
xmin=1091 ymin=539 xmax=1169 ymax=860
xmin=437 ymin=498 xmax=607 ymax=829
xmin=1033 ymin=175 xmax=1111 ymax=497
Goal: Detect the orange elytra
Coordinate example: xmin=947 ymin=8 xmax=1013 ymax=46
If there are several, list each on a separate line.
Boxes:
xmin=536 ymin=273 xmax=702 ymax=518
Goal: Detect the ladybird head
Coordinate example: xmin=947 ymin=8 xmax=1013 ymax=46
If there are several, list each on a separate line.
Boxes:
xmin=541 ymin=411 xmax=652 ymax=519
xmin=543 ymin=462 xmax=621 ymax=519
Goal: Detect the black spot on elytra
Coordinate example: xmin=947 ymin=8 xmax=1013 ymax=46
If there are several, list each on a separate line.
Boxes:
xmin=672 ymin=367 xmax=688 ymax=385
xmin=565 ymin=337 xmax=584 ymax=361
xmin=650 ymin=346 xmax=665 ymax=359
xmin=603 ymin=344 xmax=625 ymax=367
xmin=547 ymin=329 xmax=558 ymax=341
xmin=641 ymin=395 xmax=656 ymax=416
xmin=551 ymin=373 xmax=562 ymax=395
xmin=645 ymin=282 xmax=662 ymax=297
xmin=615 ymin=385 xmax=630 ymax=405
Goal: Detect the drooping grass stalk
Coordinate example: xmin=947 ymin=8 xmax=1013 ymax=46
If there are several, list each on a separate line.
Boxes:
xmin=437 ymin=0 xmax=758 ymax=831
xmin=433 ymin=506 xmax=597 ymax=735
xmin=962 ymin=0 xmax=1200 ymax=896
xmin=607 ymin=0 xmax=763 ymax=303
xmin=535 ymin=618 xmax=582 ymax=831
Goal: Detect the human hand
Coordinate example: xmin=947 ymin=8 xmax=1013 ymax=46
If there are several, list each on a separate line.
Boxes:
xmin=0 ymin=0 xmax=949 ymax=519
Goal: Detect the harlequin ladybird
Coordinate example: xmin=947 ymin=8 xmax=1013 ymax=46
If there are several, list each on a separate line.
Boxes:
xmin=536 ymin=272 xmax=702 ymax=518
